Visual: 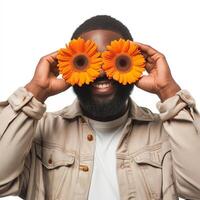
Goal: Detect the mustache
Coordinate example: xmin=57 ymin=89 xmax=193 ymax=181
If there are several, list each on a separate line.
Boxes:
xmin=94 ymin=76 xmax=109 ymax=81
xmin=92 ymin=77 xmax=117 ymax=87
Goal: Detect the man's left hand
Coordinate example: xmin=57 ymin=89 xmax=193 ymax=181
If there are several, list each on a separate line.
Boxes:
xmin=135 ymin=42 xmax=181 ymax=102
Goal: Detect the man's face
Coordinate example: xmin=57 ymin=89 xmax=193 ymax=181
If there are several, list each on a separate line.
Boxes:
xmin=72 ymin=30 xmax=134 ymax=121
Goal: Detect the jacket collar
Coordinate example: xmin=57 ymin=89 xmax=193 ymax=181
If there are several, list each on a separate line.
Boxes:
xmin=59 ymin=97 xmax=159 ymax=122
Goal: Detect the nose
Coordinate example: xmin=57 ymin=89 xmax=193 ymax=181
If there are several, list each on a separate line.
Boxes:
xmin=98 ymin=68 xmax=107 ymax=78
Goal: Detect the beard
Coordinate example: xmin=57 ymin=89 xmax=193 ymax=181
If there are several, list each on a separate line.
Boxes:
xmin=72 ymin=77 xmax=134 ymax=121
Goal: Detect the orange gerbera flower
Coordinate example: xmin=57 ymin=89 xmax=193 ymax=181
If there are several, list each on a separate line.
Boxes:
xmin=102 ymin=39 xmax=146 ymax=85
xmin=57 ymin=37 xmax=102 ymax=86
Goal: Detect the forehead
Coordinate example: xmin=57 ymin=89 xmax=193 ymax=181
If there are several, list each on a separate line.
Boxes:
xmin=79 ymin=29 xmax=123 ymax=51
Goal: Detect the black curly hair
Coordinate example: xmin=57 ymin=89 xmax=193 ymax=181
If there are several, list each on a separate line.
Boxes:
xmin=71 ymin=15 xmax=133 ymax=40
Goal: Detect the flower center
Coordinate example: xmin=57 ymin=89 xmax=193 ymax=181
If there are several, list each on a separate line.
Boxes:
xmin=73 ymin=54 xmax=89 ymax=70
xmin=115 ymin=54 xmax=132 ymax=72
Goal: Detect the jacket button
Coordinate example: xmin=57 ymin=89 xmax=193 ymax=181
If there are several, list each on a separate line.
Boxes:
xmin=79 ymin=165 xmax=89 ymax=172
xmin=87 ymin=134 xmax=93 ymax=141
xmin=48 ymin=158 xmax=52 ymax=164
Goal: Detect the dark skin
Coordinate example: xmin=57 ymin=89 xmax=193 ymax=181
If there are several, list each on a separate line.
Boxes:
xmin=25 ymin=29 xmax=181 ymax=121
xmin=72 ymin=30 xmax=131 ymax=121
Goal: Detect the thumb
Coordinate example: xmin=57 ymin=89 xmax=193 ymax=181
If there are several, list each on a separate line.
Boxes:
xmin=135 ymin=75 xmax=153 ymax=92
xmin=135 ymin=75 xmax=147 ymax=88
xmin=52 ymin=78 xmax=71 ymax=94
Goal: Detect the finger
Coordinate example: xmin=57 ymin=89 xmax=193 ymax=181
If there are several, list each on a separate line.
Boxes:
xmin=46 ymin=51 xmax=59 ymax=60
xmin=141 ymin=52 xmax=148 ymax=59
xmin=45 ymin=51 xmax=59 ymax=65
xmin=144 ymin=55 xmax=155 ymax=65
xmin=146 ymin=56 xmax=155 ymax=64
xmin=140 ymin=52 xmax=154 ymax=65
xmin=47 ymin=51 xmax=60 ymax=77
xmin=145 ymin=62 xmax=155 ymax=73
xmin=50 ymin=63 xmax=59 ymax=77
xmin=135 ymin=42 xmax=158 ymax=57
xmin=37 ymin=51 xmax=59 ymax=76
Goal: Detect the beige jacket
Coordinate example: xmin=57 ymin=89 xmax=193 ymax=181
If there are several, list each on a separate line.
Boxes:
xmin=0 ymin=87 xmax=200 ymax=200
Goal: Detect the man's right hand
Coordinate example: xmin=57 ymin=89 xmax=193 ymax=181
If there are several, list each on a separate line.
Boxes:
xmin=25 ymin=51 xmax=71 ymax=103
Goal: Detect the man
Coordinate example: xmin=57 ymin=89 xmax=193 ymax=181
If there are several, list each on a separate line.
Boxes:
xmin=0 ymin=15 xmax=199 ymax=200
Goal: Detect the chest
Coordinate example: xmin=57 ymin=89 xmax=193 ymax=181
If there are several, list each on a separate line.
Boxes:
xmin=30 ymin=117 xmax=177 ymax=200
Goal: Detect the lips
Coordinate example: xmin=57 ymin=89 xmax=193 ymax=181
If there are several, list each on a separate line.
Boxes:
xmin=91 ymin=79 xmax=115 ymax=95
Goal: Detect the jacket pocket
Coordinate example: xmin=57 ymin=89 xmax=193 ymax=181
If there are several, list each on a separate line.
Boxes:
xmin=35 ymin=143 xmax=75 ymax=199
xmin=132 ymin=142 xmax=171 ymax=200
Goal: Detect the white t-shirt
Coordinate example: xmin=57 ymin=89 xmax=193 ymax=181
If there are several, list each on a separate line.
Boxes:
xmin=86 ymin=109 xmax=129 ymax=200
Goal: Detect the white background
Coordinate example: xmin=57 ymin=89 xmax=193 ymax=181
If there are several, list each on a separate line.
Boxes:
xmin=1 ymin=0 xmax=200 ymax=199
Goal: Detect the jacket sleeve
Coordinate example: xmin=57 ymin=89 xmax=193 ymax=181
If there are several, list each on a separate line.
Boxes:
xmin=0 ymin=87 xmax=46 ymax=197
xmin=157 ymin=89 xmax=200 ymax=199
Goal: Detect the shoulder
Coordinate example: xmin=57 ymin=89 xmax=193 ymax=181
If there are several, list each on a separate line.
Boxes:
xmin=34 ymin=100 xmax=80 ymax=142
xmin=128 ymin=97 xmax=160 ymax=122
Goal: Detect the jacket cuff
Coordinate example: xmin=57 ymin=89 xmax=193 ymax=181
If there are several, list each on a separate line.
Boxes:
xmin=156 ymin=90 xmax=195 ymax=121
xmin=8 ymin=87 xmax=46 ymax=120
